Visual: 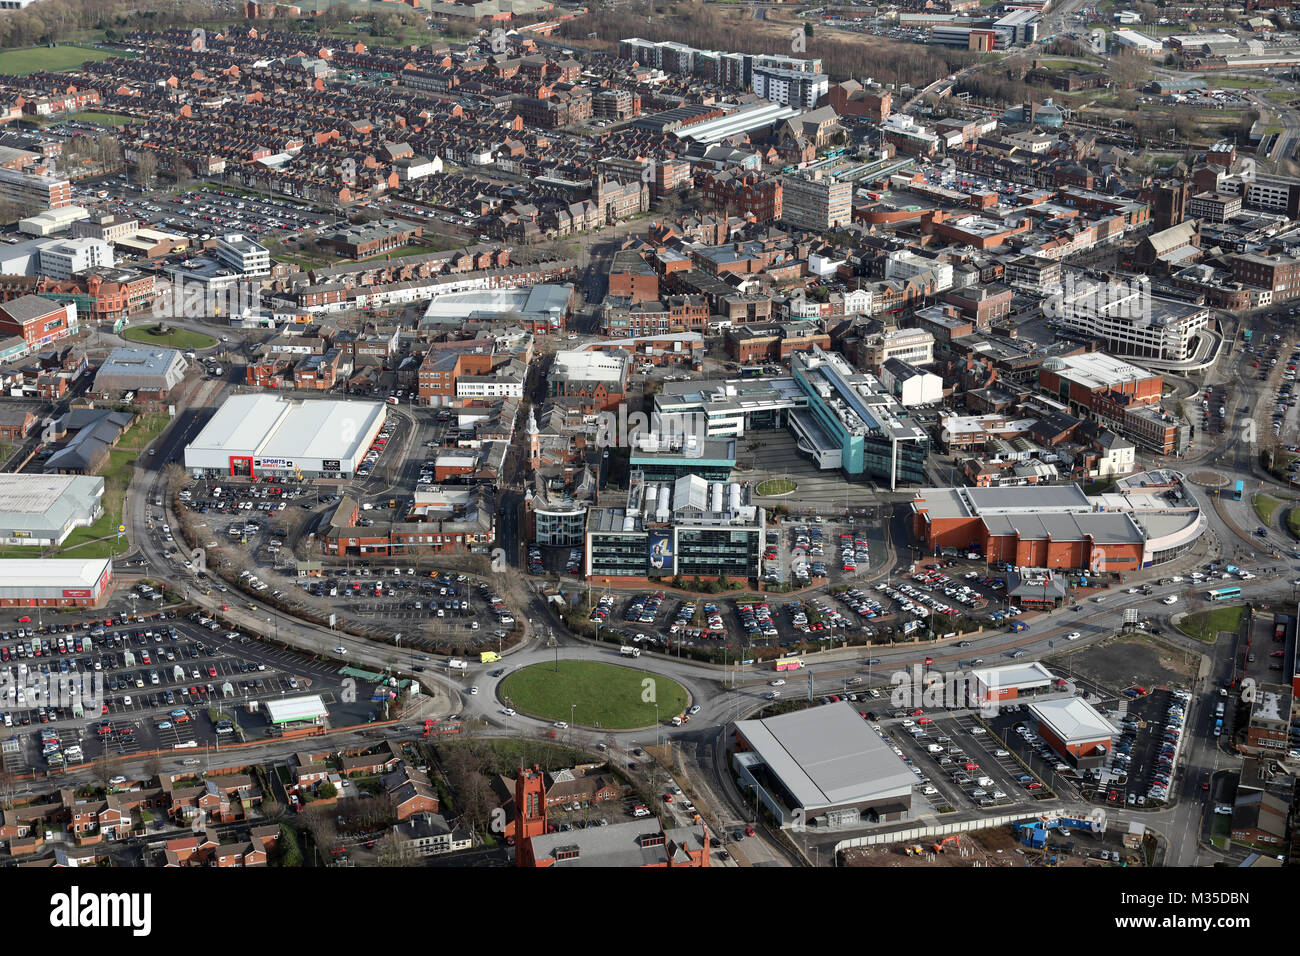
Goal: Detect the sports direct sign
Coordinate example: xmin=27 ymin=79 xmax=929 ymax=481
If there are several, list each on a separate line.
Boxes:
xmin=254 ymin=458 xmax=294 ymax=469
xmin=62 ymin=589 xmax=93 ymax=598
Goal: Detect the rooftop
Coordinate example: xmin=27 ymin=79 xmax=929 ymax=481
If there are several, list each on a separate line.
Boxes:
xmin=1028 ymin=697 xmax=1118 ymax=744
xmin=734 ymin=702 xmax=918 ymax=811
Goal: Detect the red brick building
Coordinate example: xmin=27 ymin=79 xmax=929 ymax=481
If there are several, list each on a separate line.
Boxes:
xmin=696 ymin=170 xmax=783 ymax=222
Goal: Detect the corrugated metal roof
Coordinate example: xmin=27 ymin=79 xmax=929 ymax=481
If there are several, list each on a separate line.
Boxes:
xmin=735 ymin=703 xmax=917 ymax=811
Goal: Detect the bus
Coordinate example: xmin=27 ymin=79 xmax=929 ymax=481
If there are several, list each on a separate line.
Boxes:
xmin=774 ymin=656 xmax=805 ymax=672
xmin=1206 ymin=587 xmax=1242 ymax=602
xmin=1233 ymin=480 xmax=1244 ymax=501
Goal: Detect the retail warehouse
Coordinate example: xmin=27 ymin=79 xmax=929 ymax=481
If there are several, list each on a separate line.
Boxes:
xmin=184 ymin=395 xmax=385 ymax=480
xmin=733 ymin=702 xmax=917 ymax=828
xmin=0 ymin=474 xmax=103 ymax=547
xmin=0 ymin=557 xmax=113 ymax=607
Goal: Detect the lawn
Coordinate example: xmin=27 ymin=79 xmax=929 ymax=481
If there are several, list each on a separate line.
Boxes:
xmin=67 ymin=111 xmax=141 ymax=127
xmin=499 ymin=661 xmax=689 ymax=729
xmin=1176 ymin=605 xmax=1245 ymax=644
xmin=756 ymin=478 xmax=797 ymax=496
xmin=0 ymin=412 xmax=170 ymax=560
xmin=0 ymin=45 xmax=120 ymax=75
xmin=1288 ymin=507 xmax=1300 ymax=539
xmin=121 ymin=324 xmax=217 ymax=349
xmin=352 ymin=237 xmax=470 ymax=262
xmin=1252 ymin=493 xmax=1283 ymax=525
xmin=1038 ymin=58 xmax=1101 ymax=71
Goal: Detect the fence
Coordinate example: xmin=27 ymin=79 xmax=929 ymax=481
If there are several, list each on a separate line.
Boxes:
xmin=833 ymin=811 xmax=1053 ymax=855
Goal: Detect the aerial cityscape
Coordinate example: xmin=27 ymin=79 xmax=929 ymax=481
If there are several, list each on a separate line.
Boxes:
xmin=0 ymin=0 xmax=1291 ymax=898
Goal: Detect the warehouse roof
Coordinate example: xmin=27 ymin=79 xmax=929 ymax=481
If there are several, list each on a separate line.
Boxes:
xmin=735 ymin=702 xmax=917 ymax=811
xmin=185 ymin=395 xmax=384 ymax=463
xmin=0 ymin=474 xmax=103 ymax=533
xmin=1029 ymin=697 xmax=1118 ymax=744
xmin=0 ymin=557 xmax=109 ymax=590
xmin=96 ymin=347 xmax=187 ymax=380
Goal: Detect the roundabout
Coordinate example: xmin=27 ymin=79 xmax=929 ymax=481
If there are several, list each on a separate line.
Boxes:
xmin=498 ymin=660 xmax=690 ymax=729
xmin=121 ymin=323 xmax=218 ymax=350
xmin=755 ymin=477 xmax=798 ymax=497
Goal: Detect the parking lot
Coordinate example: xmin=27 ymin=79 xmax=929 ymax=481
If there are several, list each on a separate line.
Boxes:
xmin=0 ymin=613 xmax=360 ymax=774
xmin=73 ymin=179 xmax=344 ymax=245
xmin=986 ymin=707 xmax=1083 ymax=803
xmin=594 ymin=590 xmax=866 ymax=653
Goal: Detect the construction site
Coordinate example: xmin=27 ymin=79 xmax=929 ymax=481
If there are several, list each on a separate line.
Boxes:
xmin=839 ymin=811 xmax=1154 ymax=868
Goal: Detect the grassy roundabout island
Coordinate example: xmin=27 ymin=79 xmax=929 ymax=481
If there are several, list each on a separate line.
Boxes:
xmin=121 ymin=324 xmax=218 ymax=350
xmin=499 ymin=660 xmax=689 ymax=729
xmin=756 ymin=477 xmax=797 ymax=496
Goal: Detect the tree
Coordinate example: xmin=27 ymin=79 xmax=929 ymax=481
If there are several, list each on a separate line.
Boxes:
xmin=319 ymin=781 xmax=337 ymax=799
xmin=1111 ymin=49 xmax=1151 ymax=90
xmin=276 ymin=823 xmax=304 ymax=866
xmin=143 ymin=752 xmax=162 ymax=783
xmin=134 ymin=150 xmax=157 ymax=189
xmin=302 ymin=804 xmax=338 ymax=861
xmin=374 ymin=831 xmax=421 ymax=866
xmin=261 ymin=796 xmax=284 ymax=821
xmin=93 ymin=747 xmax=112 ymax=792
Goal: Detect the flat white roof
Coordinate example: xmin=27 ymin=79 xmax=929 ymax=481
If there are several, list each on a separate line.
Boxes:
xmin=264 ymin=694 xmax=328 ymax=724
xmin=972 ymin=661 xmax=1055 ymax=692
xmin=1029 ymin=697 xmax=1118 ymax=744
xmin=185 ymin=395 xmax=384 ymax=463
xmin=736 ymin=702 xmax=917 ymax=811
xmin=0 ymin=557 xmax=110 ymax=589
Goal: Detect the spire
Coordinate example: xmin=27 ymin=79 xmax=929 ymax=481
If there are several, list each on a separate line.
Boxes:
xmin=526 ymin=406 xmax=538 ymax=435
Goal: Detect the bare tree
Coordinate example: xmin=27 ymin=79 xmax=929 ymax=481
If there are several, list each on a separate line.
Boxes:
xmin=134 ymin=150 xmax=157 ymax=189
xmin=143 ymin=752 xmax=162 ymax=783
xmin=302 ymin=804 xmax=338 ymax=862
xmin=92 ymin=747 xmax=112 ymax=792
xmin=374 ymin=831 xmax=421 ymax=866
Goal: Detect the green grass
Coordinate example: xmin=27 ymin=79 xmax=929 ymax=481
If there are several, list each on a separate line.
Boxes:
xmin=1253 ymin=493 xmax=1283 ymax=526
xmin=1288 ymin=507 xmax=1300 ymax=539
xmin=0 ymin=45 xmax=120 ymax=75
xmin=121 ymin=324 xmax=217 ymax=349
xmin=0 ymin=412 xmax=170 ymax=560
xmin=756 ymin=478 xmax=797 ymax=496
xmin=1264 ymin=89 xmax=1297 ymax=104
xmin=1210 ymin=76 xmax=1268 ymax=89
xmin=354 ymin=238 xmax=468 ymax=261
xmin=67 ymin=111 xmax=141 ymax=127
xmin=1038 ymin=58 xmax=1101 ymax=71
xmin=1177 ymin=605 xmax=1245 ymax=644
xmin=499 ymin=661 xmax=689 ymax=729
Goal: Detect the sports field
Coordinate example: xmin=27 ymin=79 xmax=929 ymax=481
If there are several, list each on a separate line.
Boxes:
xmin=0 ymin=46 xmax=118 ymax=75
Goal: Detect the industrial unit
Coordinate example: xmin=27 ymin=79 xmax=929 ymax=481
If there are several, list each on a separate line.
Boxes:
xmin=184 ymin=394 xmax=386 ymax=480
xmin=0 ymin=474 xmax=104 ymax=547
xmin=733 ymin=702 xmax=917 ymax=828
xmin=0 ymin=557 xmax=113 ymax=607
